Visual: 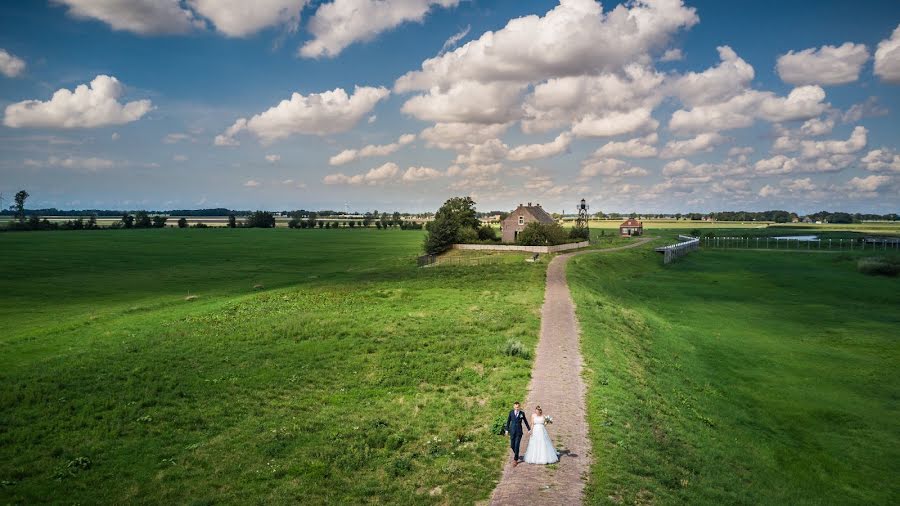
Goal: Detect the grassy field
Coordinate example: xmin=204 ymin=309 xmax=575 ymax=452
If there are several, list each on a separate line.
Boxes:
xmin=568 ymin=244 xmax=899 ymax=504
xmin=0 ymin=229 xmax=546 ymax=504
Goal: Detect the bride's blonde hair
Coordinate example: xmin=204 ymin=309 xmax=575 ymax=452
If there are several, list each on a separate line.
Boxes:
xmin=535 ymin=406 xmax=543 ymax=415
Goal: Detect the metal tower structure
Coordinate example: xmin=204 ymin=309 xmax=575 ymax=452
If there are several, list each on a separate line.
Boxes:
xmin=576 ymin=198 xmax=589 ymax=230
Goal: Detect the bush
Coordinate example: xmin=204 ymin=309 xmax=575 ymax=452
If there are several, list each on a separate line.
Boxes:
xmin=569 ymin=225 xmax=589 ymax=241
xmin=245 ymin=211 xmax=276 ymax=228
xmin=858 ymin=257 xmax=900 ymax=277
xmin=503 ymin=339 xmax=531 ymax=359
xmin=177 ymin=218 xmax=188 ymax=228
xmin=477 ymin=225 xmax=498 ymax=241
xmin=491 ymin=414 xmax=508 ymax=435
xmin=288 ymin=218 xmax=300 ymax=228
xmin=457 ymin=227 xmax=478 ymax=244
xmin=152 ymin=216 xmax=168 ymax=228
xmin=516 ymin=222 xmax=569 ymax=246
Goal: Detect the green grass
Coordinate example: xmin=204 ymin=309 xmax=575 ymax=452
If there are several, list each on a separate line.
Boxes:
xmin=569 ymin=246 xmax=899 ymax=505
xmin=0 ymin=229 xmax=545 ymax=504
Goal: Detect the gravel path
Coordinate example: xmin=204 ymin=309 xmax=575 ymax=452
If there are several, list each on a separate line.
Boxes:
xmin=489 ymin=238 xmax=654 ymax=505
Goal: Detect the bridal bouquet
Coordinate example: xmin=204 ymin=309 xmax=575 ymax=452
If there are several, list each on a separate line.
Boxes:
xmin=545 ymin=416 xmax=553 ymax=424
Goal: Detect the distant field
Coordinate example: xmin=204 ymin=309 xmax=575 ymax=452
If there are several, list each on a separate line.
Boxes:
xmin=0 ymin=229 xmax=545 ymax=503
xmin=569 ymin=244 xmax=900 ymax=504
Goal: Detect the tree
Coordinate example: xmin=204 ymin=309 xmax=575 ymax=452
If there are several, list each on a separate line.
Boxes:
xmin=307 ymin=211 xmax=318 ymax=228
xmin=569 ymin=225 xmax=590 ymax=241
xmin=362 ymin=212 xmax=372 ymax=227
xmin=12 ymin=190 xmax=29 ymax=223
xmin=477 ymin=225 xmax=498 ymax=241
xmin=121 ymin=213 xmax=135 ymax=229
xmin=245 ymin=211 xmax=276 ymax=228
xmin=423 ymin=196 xmax=482 ymax=254
xmin=87 ymin=214 xmax=97 ymax=229
xmin=392 ymin=211 xmax=401 ymax=227
xmin=152 ymin=215 xmax=168 ymax=228
xmin=517 ymin=222 xmax=569 ymax=246
xmin=228 ymin=214 xmax=237 ymax=228
xmin=177 ymin=217 xmax=188 ymax=228
xmin=134 ymin=211 xmax=152 ymax=228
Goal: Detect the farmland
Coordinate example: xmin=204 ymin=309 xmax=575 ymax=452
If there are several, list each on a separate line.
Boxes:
xmin=0 ymin=229 xmax=545 ymax=503
xmin=569 ymin=243 xmax=900 ymax=505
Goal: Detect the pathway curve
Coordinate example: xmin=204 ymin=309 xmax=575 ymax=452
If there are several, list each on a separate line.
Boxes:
xmin=489 ymin=237 xmax=654 ymax=505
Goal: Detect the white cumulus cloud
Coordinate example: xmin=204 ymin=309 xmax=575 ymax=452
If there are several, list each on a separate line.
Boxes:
xmin=0 ymin=48 xmax=26 ymax=77
xmin=776 ymin=42 xmax=869 ymax=85
xmin=874 ymin=24 xmax=900 ymax=83
xmin=506 ymin=132 xmax=572 ymax=161
xmin=301 ymin=0 xmax=459 ymax=58
xmin=660 ymin=132 xmax=726 ymax=158
xmin=3 ymin=75 xmax=152 ymax=128
xmin=402 ymin=166 xmax=442 ymax=182
xmin=323 ymin=162 xmax=400 ymax=185
xmin=594 ymin=133 xmax=659 ymax=158
xmin=216 ymin=86 xmax=389 ymax=145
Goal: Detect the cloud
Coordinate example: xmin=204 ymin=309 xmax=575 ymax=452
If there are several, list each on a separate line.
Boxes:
xmin=579 ymin=158 xmax=648 ymax=179
xmin=522 ymin=65 xmax=664 ymax=134
xmin=440 ymin=24 xmax=470 ymax=54
xmin=728 ymin=146 xmax=753 ymax=157
xmin=3 ymin=75 xmax=152 ymax=129
xmin=24 ymin=155 xmax=116 ymax=171
xmin=846 ymin=174 xmax=892 ymax=193
xmin=189 ymin=0 xmax=308 ymax=37
xmin=754 ymin=127 xmax=865 ymax=177
xmin=800 ymin=117 xmax=834 ymax=136
xmin=419 ymin=122 xmax=510 ymax=150
xmin=328 ymin=133 xmax=416 ymax=165
xmin=111 ymin=132 xmax=120 ymax=141
xmin=758 ymin=184 xmax=780 ymax=197
xmin=660 ymin=132 xmax=726 ymax=158
xmin=842 ymin=96 xmax=889 ymax=123
xmin=53 ymin=0 xmax=201 ymax=35
xmin=216 ymin=85 xmax=389 ymax=145
xmin=367 ymin=115 xmax=377 ymax=124
xmin=669 ymin=85 xmax=829 ymax=134
xmin=54 ymin=0 xmax=310 ymax=37
xmin=572 ymin=107 xmax=659 ymax=138
xmin=669 ymin=46 xmax=754 ymax=107
xmin=506 ymin=132 xmax=572 ymax=161
xmin=660 ymin=48 xmax=684 ymax=61
xmin=164 ymin=133 xmax=193 ymax=144
xmin=402 ymin=166 xmax=442 ymax=182
xmin=395 ymin=0 xmax=697 ymax=91
xmin=861 ymin=148 xmax=900 ymax=172
xmin=776 ymin=42 xmax=869 ymax=85
xmin=594 ymin=133 xmax=658 ymax=158
xmin=781 ymin=177 xmax=817 ymax=192
xmin=265 ymin=154 xmax=281 ymax=163
xmin=400 ymin=80 xmax=524 ymax=124
xmin=0 ymin=48 xmax=26 ymax=77
xmin=323 ymin=162 xmax=400 ymax=185
xmin=301 ymin=0 xmax=459 ymax=58
xmin=874 ymin=24 xmax=900 ymax=83
xmin=244 ymin=179 xmax=261 ymax=187
xmin=173 ymin=154 xmax=188 ymax=162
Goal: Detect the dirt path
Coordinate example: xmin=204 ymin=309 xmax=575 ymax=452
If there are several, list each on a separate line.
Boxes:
xmin=489 ymin=238 xmax=654 ymax=505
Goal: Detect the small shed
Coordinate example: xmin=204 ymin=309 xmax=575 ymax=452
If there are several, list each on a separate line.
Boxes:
xmin=619 ymin=218 xmax=643 ymax=236
xmin=501 ymin=202 xmax=556 ymax=243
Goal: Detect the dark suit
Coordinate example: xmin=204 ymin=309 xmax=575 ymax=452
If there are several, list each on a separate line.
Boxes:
xmin=505 ymin=409 xmax=531 ymax=460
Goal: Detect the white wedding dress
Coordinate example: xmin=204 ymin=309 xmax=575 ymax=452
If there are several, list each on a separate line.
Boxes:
xmin=523 ymin=415 xmax=559 ymax=464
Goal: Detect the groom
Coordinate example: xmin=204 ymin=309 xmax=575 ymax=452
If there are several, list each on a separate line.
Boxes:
xmin=505 ymin=401 xmax=531 ymax=466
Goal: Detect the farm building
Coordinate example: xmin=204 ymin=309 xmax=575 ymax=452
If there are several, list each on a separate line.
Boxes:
xmin=501 ymin=202 xmax=556 ymax=243
xmin=619 ymin=218 xmax=643 ymax=236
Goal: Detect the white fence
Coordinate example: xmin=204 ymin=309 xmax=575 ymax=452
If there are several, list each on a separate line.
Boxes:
xmin=655 ymin=235 xmax=700 ymax=264
xmin=704 ymin=236 xmax=900 ymax=251
xmin=451 ymin=241 xmax=590 ymax=254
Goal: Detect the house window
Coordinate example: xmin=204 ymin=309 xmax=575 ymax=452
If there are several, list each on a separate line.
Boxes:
xmin=518 ymin=216 xmax=524 ymax=225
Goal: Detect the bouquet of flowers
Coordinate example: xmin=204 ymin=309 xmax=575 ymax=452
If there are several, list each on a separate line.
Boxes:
xmin=545 ymin=416 xmax=553 ymax=424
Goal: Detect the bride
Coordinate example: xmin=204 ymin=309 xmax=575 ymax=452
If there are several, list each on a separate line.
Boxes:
xmin=523 ymin=406 xmax=558 ymax=464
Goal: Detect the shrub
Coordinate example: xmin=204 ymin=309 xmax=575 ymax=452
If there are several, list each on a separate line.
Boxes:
xmin=457 ymin=227 xmax=478 ymax=244
xmin=858 ymin=257 xmax=900 ymax=277
xmin=177 ymin=218 xmax=188 ymax=228
xmin=569 ymin=225 xmax=589 ymax=241
xmin=477 ymin=225 xmax=498 ymax=241
xmin=503 ymin=339 xmax=531 ymax=359
xmin=245 ymin=211 xmax=276 ymax=228
xmin=516 ymin=222 xmax=569 ymax=246
xmin=288 ymin=218 xmax=300 ymax=229
xmin=134 ymin=211 xmax=152 ymax=228
xmin=152 ymin=215 xmax=168 ymax=228
xmin=491 ymin=414 xmax=508 ymax=435
xmin=227 ymin=214 xmax=237 ymax=228
xmin=191 ymin=222 xmax=209 ymax=228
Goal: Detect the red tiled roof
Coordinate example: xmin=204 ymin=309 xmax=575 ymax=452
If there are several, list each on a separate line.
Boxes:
xmin=619 ymin=218 xmax=642 ymax=227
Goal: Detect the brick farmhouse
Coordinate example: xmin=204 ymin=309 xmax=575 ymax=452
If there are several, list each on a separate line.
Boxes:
xmin=501 ymin=203 xmax=556 ymax=243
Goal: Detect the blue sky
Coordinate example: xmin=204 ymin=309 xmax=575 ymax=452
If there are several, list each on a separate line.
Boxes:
xmin=1 ymin=0 xmax=899 ymax=214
